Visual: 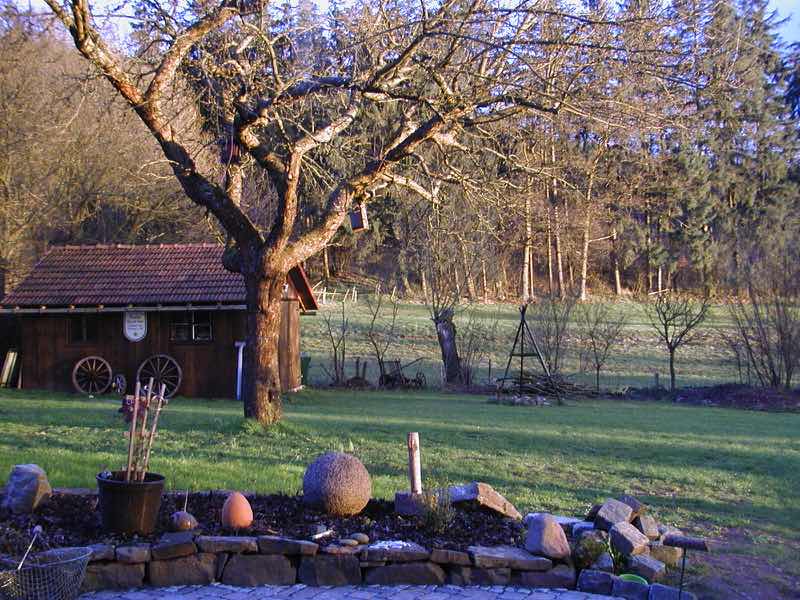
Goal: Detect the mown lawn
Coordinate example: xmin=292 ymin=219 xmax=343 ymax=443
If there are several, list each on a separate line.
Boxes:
xmin=300 ymin=300 xmax=740 ymax=389
xmin=1 ymin=387 xmax=797 ymax=551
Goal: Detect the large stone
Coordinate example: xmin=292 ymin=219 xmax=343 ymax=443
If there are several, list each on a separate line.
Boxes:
xmin=148 ymin=553 xmax=216 ymax=586
xmin=649 ymin=541 xmax=683 ymax=567
xmin=574 ymin=529 xmax=610 ymax=569
xmin=322 ymin=544 xmax=361 ymax=555
xmin=592 ymin=551 xmax=615 ymax=573
xmin=448 ymin=481 xmax=522 ymax=520
xmin=258 ymin=535 xmax=318 ymax=555
xmin=524 ymin=513 xmax=571 ymax=560
xmin=196 ymin=536 xmax=258 ymax=554
xmin=613 ymin=577 xmax=650 ymax=600
xmin=1 ymin=464 xmax=51 ymax=514
xmin=447 ymin=566 xmax=511 ymax=585
xmin=81 ymin=562 xmax=144 ymax=591
xmin=577 ymin=569 xmax=615 ymax=595
xmin=430 ymin=548 xmax=471 ymax=565
xmin=364 ymin=561 xmax=446 ymax=585
xmin=513 ymin=564 xmax=576 ymax=589
xmin=619 ymin=494 xmax=645 ymax=518
xmin=610 ymin=522 xmax=650 ymax=556
xmin=303 ymin=452 xmax=371 ymax=517
xmin=596 ymin=498 xmax=634 ymax=531
xmin=151 ymin=533 xmax=197 ymax=560
xmin=635 ymin=515 xmax=660 ymax=540
xmin=299 ymin=555 xmax=361 ymax=585
xmin=468 ymin=545 xmax=551 ymax=571
xmin=115 ymin=543 xmax=151 ymax=564
xmin=648 ymin=583 xmax=697 ymax=600
xmin=88 ymin=544 xmax=115 ymax=562
xmin=572 ymin=520 xmax=596 ymax=539
xmin=628 ymin=554 xmax=666 ymax=582
xmin=360 ymin=540 xmax=430 ymax=562
xmin=221 ymin=554 xmax=296 ymax=586
xmin=524 ymin=513 xmax=580 ymax=533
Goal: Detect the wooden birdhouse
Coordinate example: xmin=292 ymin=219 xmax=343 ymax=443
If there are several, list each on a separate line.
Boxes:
xmin=349 ymin=203 xmax=369 ymax=232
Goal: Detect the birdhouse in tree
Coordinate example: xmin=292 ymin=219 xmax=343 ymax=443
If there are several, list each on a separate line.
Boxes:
xmin=348 ymin=203 xmax=369 ymax=232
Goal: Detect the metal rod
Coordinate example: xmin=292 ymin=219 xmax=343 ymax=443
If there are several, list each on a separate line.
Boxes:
xmin=678 ymin=549 xmax=688 ymax=600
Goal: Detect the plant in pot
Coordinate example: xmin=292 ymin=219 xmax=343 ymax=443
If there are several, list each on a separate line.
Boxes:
xmin=97 ymin=379 xmax=168 ymax=535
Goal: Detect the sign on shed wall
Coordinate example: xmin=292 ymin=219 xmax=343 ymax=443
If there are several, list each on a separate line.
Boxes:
xmin=124 ymin=311 xmax=147 ymax=342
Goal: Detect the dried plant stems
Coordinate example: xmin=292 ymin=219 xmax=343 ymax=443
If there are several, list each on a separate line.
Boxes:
xmin=139 ymin=383 xmax=166 ymax=481
xmin=124 ymin=378 xmax=168 ymax=482
xmin=125 ymin=381 xmax=141 ymax=482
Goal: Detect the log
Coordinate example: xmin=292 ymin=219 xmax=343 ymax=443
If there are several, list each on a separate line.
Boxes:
xmin=407 ymin=432 xmax=422 ymax=495
xmin=662 ymin=534 xmax=711 ymax=552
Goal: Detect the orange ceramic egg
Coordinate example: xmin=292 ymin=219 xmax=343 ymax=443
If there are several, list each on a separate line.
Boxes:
xmin=221 ymin=492 xmax=253 ymax=529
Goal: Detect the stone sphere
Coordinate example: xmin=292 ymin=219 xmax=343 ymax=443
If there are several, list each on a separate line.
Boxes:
xmin=303 ymin=452 xmax=372 ymax=516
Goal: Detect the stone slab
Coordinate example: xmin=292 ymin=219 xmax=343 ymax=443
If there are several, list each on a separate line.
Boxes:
xmin=512 ymin=564 xmax=576 ymax=589
xmin=468 ymin=545 xmax=552 ymax=571
xmin=151 ymin=535 xmax=197 ymax=561
xmin=364 ymin=561 xmax=446 ymax=585
xmin=430 ymin=548 xmax=471 ymax=565
xmin=147 ymin=552 xmax=216 ymax=586
xmin=115 ymin=543 xmax=151 ymax=564
xmin=596 ymin=499 xmax=634 ymax=531
xmin=88 ymin=544 xmax=115 ymax=562
xmin=613 ymin=577 xmax=650 ymax=600
xmin=360 ymin=540 xmax=430 ymax=562
xmin=81 ymin=562 xmax=144 ymax=591
xmin=447 ymin=565 xmax=511 ymax=585
xmin=258 ymin=535 xmax=318 ymax=555
xmin=298 ymin=554 xmax=362 ymax=585
xmin=577 ymin=569 xmax=614 ymax=595
xmin=610 ymin=522 xmax=650 ymax=556
xmin=221 ymin=553 xmax=296 ymax=586
xmin=448 ymin=481 xmax=522 ymax=520
xmin=196 ymin=535 xmax=258 ymax=554
xmin=628 ymin=554 xmax=666 ymax=581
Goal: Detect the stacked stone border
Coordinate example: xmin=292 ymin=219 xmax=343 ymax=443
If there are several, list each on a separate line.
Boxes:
xmin=83 ymin=534 xmax=694 ymax=599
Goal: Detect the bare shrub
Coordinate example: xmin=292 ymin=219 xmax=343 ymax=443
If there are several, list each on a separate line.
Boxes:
xmin=645 ymin=293 xmax=710 ymax=391
xmin=320 ymin=302 xmax=350 ymax=385
xmin=458 ymin=309 xmax=500 ymax=386
xmin=365 ymin=286 xmax=400 ymax=386
xmin=526 ymin=294 xmax=577 ymax=377
xmin=577 ymin=303 xmax=628 ymax=391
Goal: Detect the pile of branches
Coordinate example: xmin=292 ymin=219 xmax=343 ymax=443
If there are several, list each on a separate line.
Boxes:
xmin=496 ymin=373 xmax=599 ymax=400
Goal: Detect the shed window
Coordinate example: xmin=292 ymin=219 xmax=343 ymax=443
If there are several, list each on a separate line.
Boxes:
xmin=68 ymin=315 xmax=98 ymax=343
xmin=170 ymin=311 xmax=212 ymax=342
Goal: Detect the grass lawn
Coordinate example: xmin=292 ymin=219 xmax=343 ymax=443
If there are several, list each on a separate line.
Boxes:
xmin=300 ymin=300 xmax=740 ymax=390
xmin=1 ymin=387 xmax=797 ymax=548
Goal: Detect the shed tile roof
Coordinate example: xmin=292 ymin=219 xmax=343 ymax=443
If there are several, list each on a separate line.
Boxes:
xmin=1 ymin=244 xmax=318 ymax=311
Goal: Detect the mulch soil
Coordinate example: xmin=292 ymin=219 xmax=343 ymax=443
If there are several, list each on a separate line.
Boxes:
xmin=0 ymin=491 xmax=523 ymax=558
xmin=624 ymin=383 xmax=800 ymax=412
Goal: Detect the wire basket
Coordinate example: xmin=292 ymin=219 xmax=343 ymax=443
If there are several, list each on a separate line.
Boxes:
xmin=0 ymin=547 xmax=92 ymax=600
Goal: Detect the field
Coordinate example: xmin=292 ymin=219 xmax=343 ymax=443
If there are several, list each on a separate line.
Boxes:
xmin=1 ymin=387 xmax=798 ymax=597
xmin=299 ymin=299 xmax=739 ymax=390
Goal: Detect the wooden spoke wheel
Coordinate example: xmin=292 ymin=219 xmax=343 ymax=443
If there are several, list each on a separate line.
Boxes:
xmin=72 ymin=356 xmax=113 ymax=395
xmin=137 ymin=354 xmax=182 ymax=398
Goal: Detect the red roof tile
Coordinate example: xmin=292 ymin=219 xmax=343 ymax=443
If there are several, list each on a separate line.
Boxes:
xmin=2 ymin=244 xmax=318 ymax=311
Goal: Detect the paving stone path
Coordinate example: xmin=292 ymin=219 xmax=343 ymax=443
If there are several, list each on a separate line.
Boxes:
xmin=79 ymin=584 xmax=617 ymax=600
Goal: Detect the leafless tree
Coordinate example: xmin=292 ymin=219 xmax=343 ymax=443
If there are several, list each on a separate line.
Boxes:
xmin=645 ymin=293 xmax=710 ymax=391
xmin=527 ymin=294 xmax=577 ymax=377
xmin=458 ymin=309 xmax=500 ymax=387
xmin=577 ymin=302 xmax=627 ymax=390
xmin=365 ymin=286 xmax=400 ymax=385
xmin=41 ymin=0 xmax=697 ymax=423
xmin=320 ymin=301 xmax=349 ymax=386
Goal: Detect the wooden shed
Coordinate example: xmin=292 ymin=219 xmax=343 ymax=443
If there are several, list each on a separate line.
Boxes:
xmin=0 ymin=244 xmax=318 ymax=398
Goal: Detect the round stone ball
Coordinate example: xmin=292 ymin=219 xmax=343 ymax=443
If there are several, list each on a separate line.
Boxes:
xmin=303 ymin=452 xmax=372 ymax=516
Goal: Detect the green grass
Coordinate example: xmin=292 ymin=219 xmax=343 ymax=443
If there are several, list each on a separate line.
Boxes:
xmin=1 ymin=387 xmax=798 ymax=552
xmin=300 ymin=300 xmax=739 ymax=389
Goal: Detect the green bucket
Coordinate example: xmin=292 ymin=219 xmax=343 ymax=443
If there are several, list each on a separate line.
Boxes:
xmin=300 ymin=355 xmax=312 ymax=384
xmin=619 ymin=573 xmax=648 ymax=585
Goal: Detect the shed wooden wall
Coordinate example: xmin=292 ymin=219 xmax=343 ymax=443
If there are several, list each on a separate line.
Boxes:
xmin=17 ymin=301 xmax=301 ymax=398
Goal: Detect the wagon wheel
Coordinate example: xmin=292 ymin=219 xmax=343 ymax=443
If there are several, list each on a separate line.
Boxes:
xmin=72 ymin=356 xmax=113 ymax=395
xmin=137 ymin=354 xmax=182 ymax=398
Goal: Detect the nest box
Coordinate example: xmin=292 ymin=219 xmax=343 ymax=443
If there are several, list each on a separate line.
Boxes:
xmin=348 ymin=204 xmax=369 ymax=232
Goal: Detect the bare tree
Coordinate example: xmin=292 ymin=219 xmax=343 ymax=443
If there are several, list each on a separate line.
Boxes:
xmin=577 ymin=302 xmax=627 ymax=390
xmin=365 ymin=286 xmax=400 ymax=385
xmin=41 ymin=0 xmax=697 ymax=422
xmin=320 ymin=301 xmax=349 ymax=386
xmin=645 ymin=293 xmax=710 ymax=391
xmin=458 ymin=309 xmax=500 ymax=387
xmin=527 ymin=294 xmax=577 ymax=377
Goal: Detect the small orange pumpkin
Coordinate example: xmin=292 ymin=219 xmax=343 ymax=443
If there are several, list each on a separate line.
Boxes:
xmin=221 ymin=492 xmax=253 ymax=530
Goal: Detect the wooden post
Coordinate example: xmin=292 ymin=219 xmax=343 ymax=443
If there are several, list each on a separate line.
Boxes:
xmin=407 ymin=432 xmax=422 ymax=495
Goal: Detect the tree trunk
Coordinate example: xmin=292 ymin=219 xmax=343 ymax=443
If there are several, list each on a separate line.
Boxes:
xmin=547 ymin=205 xmax=554 ymax=295
xmin=434 ymin=309 xmax=461 ymax=385
xmin=322 ymin=246 xmax=331 ymax=280
xmin=553 ymin=204 xmax=565 ymax=298
xmin=522 ymin=194 xmax=534 ymax=301
xmin=580 ymin=206 xmax=591 ymax=302
xmin=612 ymin=228 xmax=622 ymax=296
xmin=242 ymin=271 xmax=286 ymax=425
xmin=596 ymin=365 xmax=601 ymax=391
xmin=460 ymin=242 xmax=477 ymax=300
xmin=669 ymin=348 xmax=676 ymax=392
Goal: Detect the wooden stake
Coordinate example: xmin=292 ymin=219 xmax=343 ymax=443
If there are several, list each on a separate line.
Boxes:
xmin=140 ymin=383 xmax=166 ymax=481
xmin=407 ymin=432 xmax=422 ymax=495
xmin=125 ymin=381 xmax=141 ymax=482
